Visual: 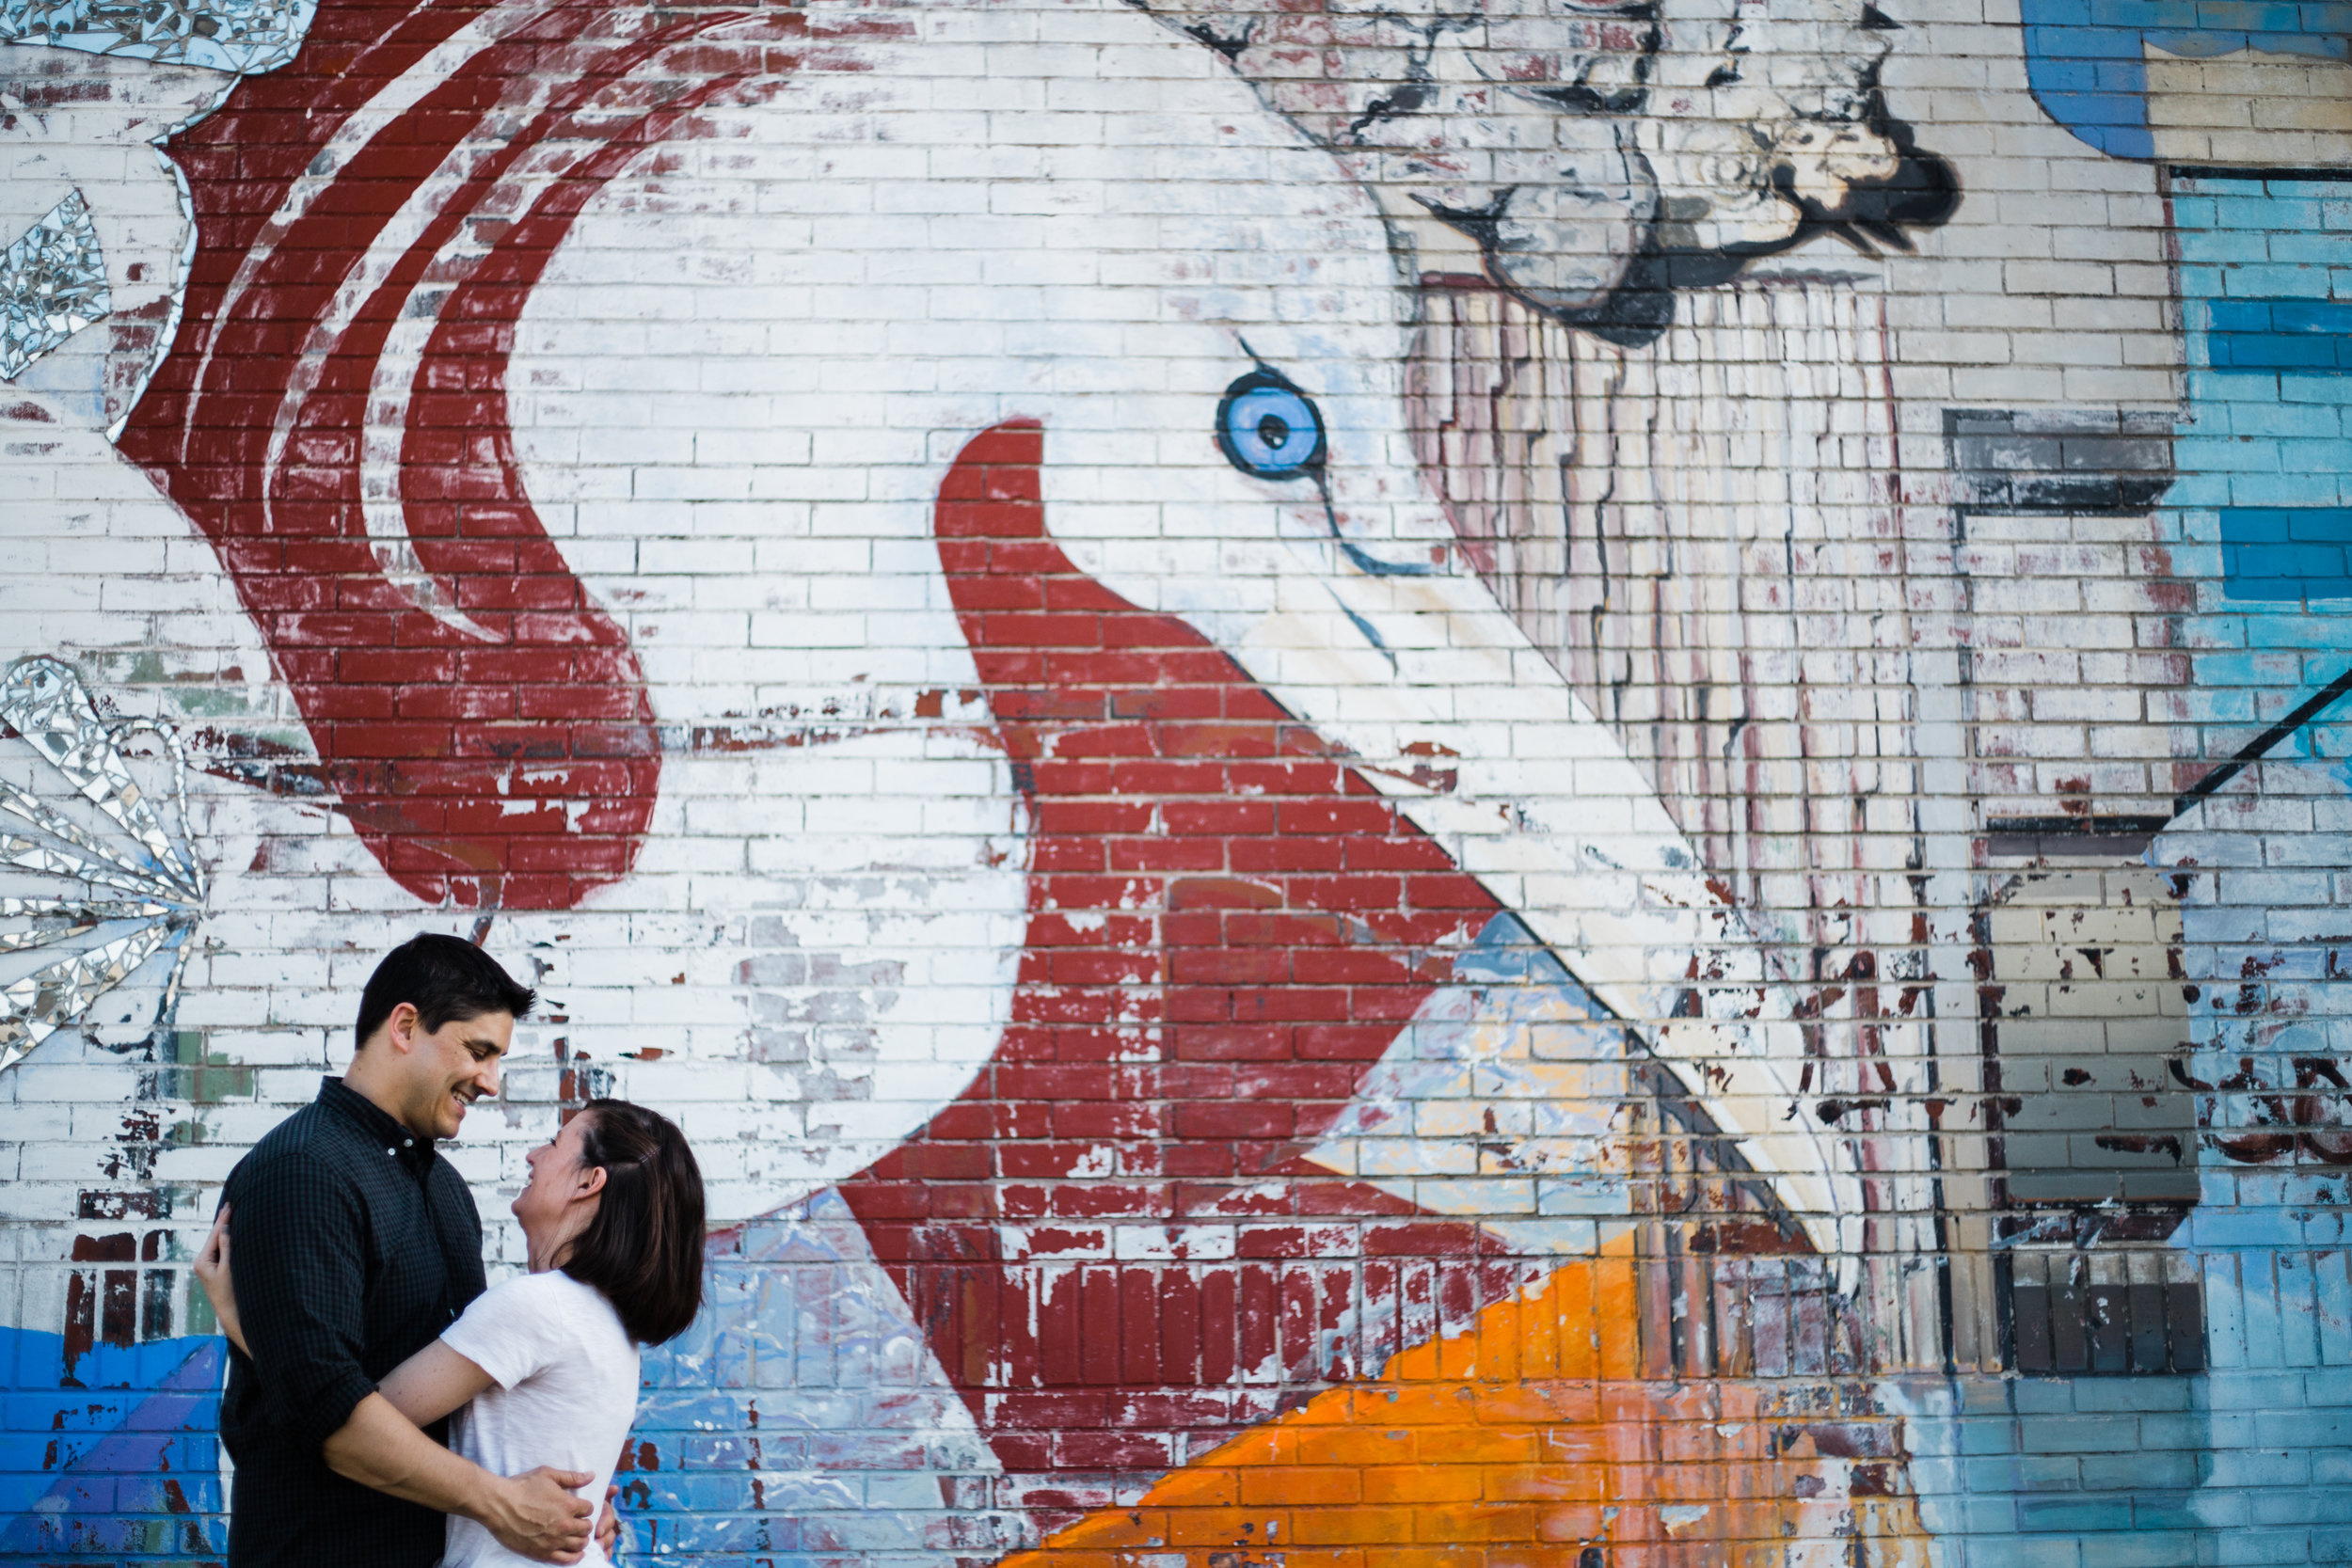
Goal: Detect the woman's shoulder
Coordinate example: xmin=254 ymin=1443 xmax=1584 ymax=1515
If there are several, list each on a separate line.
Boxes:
xmin=451 ymin=1268 xmax=629 ymax=1371
xmin=457 ymin=1267 xmax=593 ymax=1335
xmin=540 ymin=1266 xmax=636 ymax=1345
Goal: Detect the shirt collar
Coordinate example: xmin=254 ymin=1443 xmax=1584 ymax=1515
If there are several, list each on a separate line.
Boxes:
xmin=318 ymin=1076 xmax=437 ymax=1171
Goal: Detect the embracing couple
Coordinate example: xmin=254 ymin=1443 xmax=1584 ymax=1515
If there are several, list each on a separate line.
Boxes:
xmin=193 ymin=935 xmax=706 ymax=1566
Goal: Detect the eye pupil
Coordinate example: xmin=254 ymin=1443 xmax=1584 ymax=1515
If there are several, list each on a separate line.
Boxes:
xmin=1258 ymin=413 xmax=1290 ymax=448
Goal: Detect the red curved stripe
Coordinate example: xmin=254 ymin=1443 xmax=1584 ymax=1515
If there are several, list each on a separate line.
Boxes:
xmin=841 ymin=422 xmax=1515 ymax=1476
xmin=122 ymin=0 xmax=805 ymax=908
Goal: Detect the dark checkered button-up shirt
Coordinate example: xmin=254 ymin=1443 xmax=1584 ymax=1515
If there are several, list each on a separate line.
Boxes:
xmin=219 ymin=1076 xmax=487 ymax=1568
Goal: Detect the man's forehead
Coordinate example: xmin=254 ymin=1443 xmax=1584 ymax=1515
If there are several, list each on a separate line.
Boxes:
xmin=435 ymin=1011 xmax=515 ymax=1046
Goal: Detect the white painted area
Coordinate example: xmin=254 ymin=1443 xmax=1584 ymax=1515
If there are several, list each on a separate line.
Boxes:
xmin=510 ymin=1 xmax=1859 ymax=1249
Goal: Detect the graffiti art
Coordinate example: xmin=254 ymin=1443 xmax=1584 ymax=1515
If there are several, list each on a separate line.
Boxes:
xmin=3 ymin=0 xmax=2352 ymax=1560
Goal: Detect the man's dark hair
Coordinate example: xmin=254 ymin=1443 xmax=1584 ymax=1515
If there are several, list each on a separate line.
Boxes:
xmin=562 ymin=1100 xmax=707 ymax=1344
xmin=354 ymin=934 xmax=537 ymax=1051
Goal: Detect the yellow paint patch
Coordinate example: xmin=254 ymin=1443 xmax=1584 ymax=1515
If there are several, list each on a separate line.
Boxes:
xmin=1001 ymin=1238 xmax=1932 ymax=1568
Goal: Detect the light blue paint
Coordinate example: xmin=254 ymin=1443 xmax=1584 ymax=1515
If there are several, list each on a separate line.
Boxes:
xmin=2150 ymin=752 xmax=2352 ymax=1566
xmin=2172 ymin=177 xmax=2352 ymax=682
xmin=622 ymin=1189 xmax=1025 ymax=1565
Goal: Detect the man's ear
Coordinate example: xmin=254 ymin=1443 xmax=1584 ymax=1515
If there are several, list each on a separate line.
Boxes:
xmin=384 ymin=1002 xmax=421 ymax=1055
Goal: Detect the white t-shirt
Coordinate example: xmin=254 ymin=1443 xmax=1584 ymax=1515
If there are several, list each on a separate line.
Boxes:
xmin=437 ymin=1269 xmax=642 ymax=1568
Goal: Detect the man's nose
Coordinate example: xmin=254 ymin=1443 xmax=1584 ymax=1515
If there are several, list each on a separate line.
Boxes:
xmin=476 ymin=1056 xmax=502 ymax=1098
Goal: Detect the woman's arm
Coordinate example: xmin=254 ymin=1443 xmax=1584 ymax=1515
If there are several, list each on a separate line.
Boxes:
xmin=378 ymin=1339 xmax=498 ymax=1428
xmin=192 ymin=1205 xmax=246 ymax=1355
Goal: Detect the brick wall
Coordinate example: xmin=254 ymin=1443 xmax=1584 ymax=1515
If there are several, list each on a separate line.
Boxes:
xmin=1 ymin=0 xmax=2349 ymax=1560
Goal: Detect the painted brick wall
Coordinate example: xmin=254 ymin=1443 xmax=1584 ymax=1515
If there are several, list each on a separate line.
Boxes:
xmin=0 ymin=0 xmax=2348 ymax=1562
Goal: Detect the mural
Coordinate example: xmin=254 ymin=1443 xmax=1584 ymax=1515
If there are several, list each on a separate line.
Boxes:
xmin=0 ymin=0 xmax=2349 ymax=1560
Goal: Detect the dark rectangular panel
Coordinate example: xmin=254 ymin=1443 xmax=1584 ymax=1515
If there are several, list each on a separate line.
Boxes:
xmin=2128 ymin=1282 xmax=2167 ymax=1372
xmin=2012 ymin=1283 xmax=2054 ymax=1372
xmin=2168 ymin=1282 xmax=2206 ymax=1372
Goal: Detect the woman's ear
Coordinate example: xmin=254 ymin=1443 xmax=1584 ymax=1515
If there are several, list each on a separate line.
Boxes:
xmin=577 ymin=1164 xmax=609 ymax=1200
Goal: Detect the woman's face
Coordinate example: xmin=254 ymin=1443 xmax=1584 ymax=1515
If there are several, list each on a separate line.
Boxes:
xmin=512 ymin=1114 xmax=601 ymax=1257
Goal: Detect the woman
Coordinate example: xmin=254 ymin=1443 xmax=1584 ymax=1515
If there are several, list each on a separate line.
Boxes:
xmin=198 ymin=1100 xmax=705 ymax=1567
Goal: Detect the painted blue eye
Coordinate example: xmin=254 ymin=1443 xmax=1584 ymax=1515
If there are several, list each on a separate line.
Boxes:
xmin=1216 ymin=371 xmax=1326 ymax=479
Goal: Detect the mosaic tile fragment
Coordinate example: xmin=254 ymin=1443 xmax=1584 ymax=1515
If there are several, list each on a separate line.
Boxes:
xmin=0 ymin=657 xmax=204 ymax=1070
xmin=0 ymin=190 xmax=108 ymax=383
xmin=0 ymin=0 xmax=312 ymax=74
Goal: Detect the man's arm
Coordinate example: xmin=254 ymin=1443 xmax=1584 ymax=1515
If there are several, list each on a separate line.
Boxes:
xmin=227 ymin=1152 xmax=381 ymax=1446
xmin=322 ymin=1396 xmax=594 ymax=1563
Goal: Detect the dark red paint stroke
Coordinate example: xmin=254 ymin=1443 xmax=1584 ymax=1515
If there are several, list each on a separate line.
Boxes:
xmin=388 ymin=59 xmax=771 ymax=895
xmin=245 ymin=12 xmax=747 ymax=904
xmin=122 ymin=0 xmax=800 ymax=908
xmin=840 ymin=423 xmax=1520 ymax=1479
xmin=120 ymin=0 xmax=503 ymax=446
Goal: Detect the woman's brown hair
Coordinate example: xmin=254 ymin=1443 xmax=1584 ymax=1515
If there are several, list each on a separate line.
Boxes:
xmin=560 ymin=1100 xmax=706 ymax=1344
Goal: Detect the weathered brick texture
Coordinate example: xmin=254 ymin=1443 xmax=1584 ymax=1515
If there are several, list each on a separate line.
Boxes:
xmin=1 ymin=0 xmax=2349 ymax=1560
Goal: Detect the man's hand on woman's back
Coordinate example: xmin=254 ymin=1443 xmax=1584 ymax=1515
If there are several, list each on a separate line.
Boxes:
xmin=324 ymin=1394 xmax=595 ymax=1563
xmin=480 ymin=1466 xmax=598 ymax=1564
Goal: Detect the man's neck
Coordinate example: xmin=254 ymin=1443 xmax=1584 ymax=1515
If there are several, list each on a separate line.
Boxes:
xmin=340 ymin=1056 xmax=427 ymax=1141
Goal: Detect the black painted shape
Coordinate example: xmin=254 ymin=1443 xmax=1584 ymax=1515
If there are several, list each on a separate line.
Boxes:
xmin=2168 ymin=1282 xmax=2205 ymax=1372
xmin=2168 ymin=165 xmax=2352 ymax=186
xmin=1944 ymin=407 xmax=2175 ymax=516
xmin=2170 ymin=661 xmax=2352 ymax=820
xmin=1981 ymin=814 xmax=2170 ymax=858
xmin=2128 ymin=1282 xmax=2167 ymax=1371
xmin=2087 ymin=1285 xmax=2129 ymax=1372
xmin=2007 ymin=1272 xmax=2205 ymax=1373
xmin=2012 ymin=1282 xmax=2055 ymax=1372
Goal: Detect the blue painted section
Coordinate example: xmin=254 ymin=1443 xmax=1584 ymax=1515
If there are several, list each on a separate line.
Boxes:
xmin=2220 ymin=508 xmax=2352 ymax=599
xmin=2205 ymin=299 xmax=2352 ymax=374
xmin=2148 ymin=755 xmax=2352 ymax=1566
xmin=0 ymin=0 xmax=319 ymax=73
xmin=2171 ymin=175 xmax=2352 ymax=667
xmin=2159 ymin=182 xmax=2352 ymax=1544
xmin=2018 ymin=0 xmax=2350 ymax=158
xmin=0 ymin=1329 xmax=226 ymax=1560
xmin=618 ymin=1189 xmax=1018 ymax=1566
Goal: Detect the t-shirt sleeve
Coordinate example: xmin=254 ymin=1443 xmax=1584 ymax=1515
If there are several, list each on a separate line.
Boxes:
xmin=439 ymin=1273 xmax=573 ymax=1391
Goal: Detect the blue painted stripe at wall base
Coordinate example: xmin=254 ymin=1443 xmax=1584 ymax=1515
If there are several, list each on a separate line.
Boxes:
xmin=0 ymin=1329 xmax=226 ymax=1560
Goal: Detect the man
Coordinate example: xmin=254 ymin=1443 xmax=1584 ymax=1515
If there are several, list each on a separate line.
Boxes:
xmin=218 ymin=934 xmax=598 ymax=1566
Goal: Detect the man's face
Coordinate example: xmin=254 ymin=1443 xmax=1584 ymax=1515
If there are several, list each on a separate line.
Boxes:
xmin=391 ymin=1006 xmax=513 ymax=1140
